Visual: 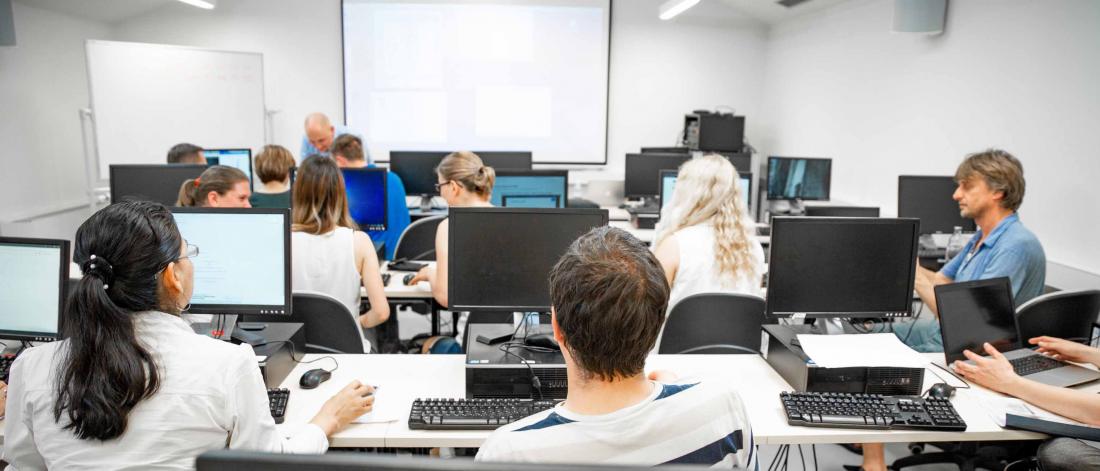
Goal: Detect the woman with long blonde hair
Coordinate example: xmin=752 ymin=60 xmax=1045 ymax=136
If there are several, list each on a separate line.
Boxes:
xmin=652 ymin=154 xmax=764 ymax=312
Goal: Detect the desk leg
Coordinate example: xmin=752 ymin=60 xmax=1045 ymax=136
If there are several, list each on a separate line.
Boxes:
xmin=430 ymin=300 xmax=441 ymax=337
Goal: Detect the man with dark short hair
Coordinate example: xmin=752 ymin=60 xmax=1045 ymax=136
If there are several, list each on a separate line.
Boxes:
xmin=166 ymin=143 xmax=205 ymax=164
xmin=475 ymin=226 xmax=757 ymax=468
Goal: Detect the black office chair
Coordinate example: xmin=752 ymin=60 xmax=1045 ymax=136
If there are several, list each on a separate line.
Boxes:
xmin=1015 ymin=289 xmax=1100 ymax=344
xmin=288 ymin=292 xmax=365 ymax=354
xmin=393 ymin=215 xmax=445 ymax=261
xmin=657 ymin=293 xmax=765 ymax=355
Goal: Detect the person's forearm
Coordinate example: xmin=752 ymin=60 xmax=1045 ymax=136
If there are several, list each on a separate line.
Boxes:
xmin=1007 ymin=378 xmax=1100 ymax=426
xmin=914 ymin=273 xmax=939 ymax=316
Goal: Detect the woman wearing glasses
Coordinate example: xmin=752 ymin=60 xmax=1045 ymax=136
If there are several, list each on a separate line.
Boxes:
xmin=3 ymin=201 xmax=374 ymax=469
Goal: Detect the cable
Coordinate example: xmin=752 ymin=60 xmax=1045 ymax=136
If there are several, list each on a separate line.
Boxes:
xmin=252 ymin=340 xmax=340 ymax=373
xmin=498 ymin=342 xmax=543 ymax=400
xmin=926 ymin=361 xmax=971 ymax=390
xmin=900 ymin=300 xmax=925 ymax=345
xmin=797 ymin=445 xmax=805 ymax=471
xmin=811 ymin=444 xmax=818 ymax=471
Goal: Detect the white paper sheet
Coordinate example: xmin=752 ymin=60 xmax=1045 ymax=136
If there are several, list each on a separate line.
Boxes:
xmin=795 ymin=333 xmax=927 ymax=368
xmin=352 ymin=387 xmax=401 ymax=424
xmin=978 ymin=392 xmax=1087 ymax=428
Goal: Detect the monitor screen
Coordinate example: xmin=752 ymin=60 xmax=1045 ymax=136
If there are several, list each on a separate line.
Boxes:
xmin=171 ymin=208 xmax=291 ymax=315
xmin=767 ymin=157 xmax=832 ymax=201
xmin=110 ymin=164 xmax=208 ymax=206
xmin=341 ymin=168 xmax=387 ymax=231
xmin=739 ymin=172 xmax=753 ymax=208
xmin=766 ymin=217 xmax=918 ymax=318
xmin=204 ymin=149 xmax=253 ymax=187
xmin=448 ymin=208 xmax=608 ymax=311
xmin=936 ymin=277 xmax=1018 ymax=363
xmin=898 ymin=176 xmax=977 ymax=234
xmin=624 ymin=153 xmax=692 ymax=198
xmin=490 ymin=170 xmax=567 ymax=208
xmin=659 ymin=171 xmax=752 ymax=213
xmin=0 ymin=237 xmax=67 ymax=342
xmin=389 ymin=151 xmax=533 ymax=196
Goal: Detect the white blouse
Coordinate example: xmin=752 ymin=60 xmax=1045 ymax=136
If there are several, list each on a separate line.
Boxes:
xmin=666 ymin=222 xmax=765 ymax=311
xmin=3 ymin=311 xmax=326 ymax=470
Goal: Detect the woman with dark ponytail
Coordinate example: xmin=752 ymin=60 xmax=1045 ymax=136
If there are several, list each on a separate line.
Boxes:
xmin=4 ymin=201 xmax=374 ymax=468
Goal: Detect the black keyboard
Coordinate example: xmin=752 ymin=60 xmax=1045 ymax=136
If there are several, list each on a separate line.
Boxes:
xmin=1010 ymin=354 xmax=1064 ymax=376
xmin=382 ymin=273 xmax=391 ymax=285
xmin=780 ymin=391 xmax=966 ymax=431
xmin=0 ymin=353 xmax=16 ymax=382
xmin=409 ymin=397 xmax=558 ymax=430
xmin=268 ymin=388 xmax=290 ymax=424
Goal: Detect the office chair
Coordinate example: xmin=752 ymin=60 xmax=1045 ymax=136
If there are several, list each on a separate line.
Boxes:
xmin=393 ymin=215 xmax=445 ymax=261
xmin=1015 ymin=289 xmax=1100 ymax=344
xmin=657 ymin=293 xmax=765 ymax=355
xmin=566 ymin=197 xmax=600 ymax=209
xmin=288 ymin=292 xmax=366 ymax=354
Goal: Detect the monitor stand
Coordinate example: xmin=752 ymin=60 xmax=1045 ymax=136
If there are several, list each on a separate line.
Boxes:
xmin=786 ymin=198 xmax=805 ymax=215
xmin=418 ymin=194 xmax=434 ymax=212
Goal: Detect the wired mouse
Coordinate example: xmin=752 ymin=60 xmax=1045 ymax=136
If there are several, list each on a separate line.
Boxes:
xmin=403 ymin=273 xmax=417 ymax=286
xmin=524 ymin=333 xmax=560 ymax=350
xmin=928 ymin=382 xmax=956 ymax=399
xmin=299 ymin=368 xmax=332 ymax=390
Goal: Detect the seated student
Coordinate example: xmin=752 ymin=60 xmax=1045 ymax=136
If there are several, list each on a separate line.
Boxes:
xmin=331 ymin=134 xmax=411 ymax=260
xmin=250 ymin=145 xmax=295 ymax=209
xmin=476 ymin=226 xmax=757 ymax=468
xmin=177 ymin=165 xmax=253 ymax=208
xmin=953 ymin=337 xmax=1100 ymax=470
xmin=2 ymin=201 xmax=374 ymax=469
xmin=167 ymin=142 xmax=205 ymax=164
xmin=291 ymin=155 xmax=390 ymax=352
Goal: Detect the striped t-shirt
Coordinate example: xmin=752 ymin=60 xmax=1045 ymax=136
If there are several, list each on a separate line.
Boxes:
xmin=475 ymin=381 xmax=758 ymax=469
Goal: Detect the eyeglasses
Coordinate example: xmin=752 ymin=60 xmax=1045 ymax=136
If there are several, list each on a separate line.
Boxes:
xmin=434 ymin=181 xmax=453 ymax=192
xmin=180 ymin=243 xmax=199 ymax=260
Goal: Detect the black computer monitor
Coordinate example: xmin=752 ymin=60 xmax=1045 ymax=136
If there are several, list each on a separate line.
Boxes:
xmin=766 ymin=157 xmax=832 ymax=201
xmin=448 ymin=208 xmax=609 ymax=311
xmin=389 ymin=151 xmax=533 ymax=196
xmin=196 ymin=449 xmax=674 ymax=471
xmin=898 ymin=175 xmax=977 ymax=234
xmin=766 ymin=217 xmax=919 ymax=319
xmin=340 ymin=167 xmax=387 ymax=231
xmin=0 ymin=237 xmax=68 ymax=342
xmin=110 ymin=164 xmax=207 ymax=206
xmin=717 ymin=152 xmax=752 ymax=173
xmin=935 ymin=277 xmax=1017 ymax=363
xmin=170 ymin=208 xmax=292 ymax=316
xmin=804 ymin=206 xmax=880 ymax=217
xmin=624 ymin=153 xmax=692 ymax=199
xmin=658 ymin=170 xmax=752 ymax=213
xmin=204 ymin=149 xmax=253 ymax=187
xmin=490 ymin=170 xmax=568 ymax=208
xmin=641 ymin=147 xmax=690 ymax=154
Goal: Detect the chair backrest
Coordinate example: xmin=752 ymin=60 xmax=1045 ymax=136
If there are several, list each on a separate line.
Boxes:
xmin=290 ymin=292 xmax=365 ymax=354
xmin=394 ymin=215 xmax=445 ymax=261
xmin=1015 ymin=289 xmax=1100 ymax=344
xmin=658 ymin=293 xmax=765 ymax=355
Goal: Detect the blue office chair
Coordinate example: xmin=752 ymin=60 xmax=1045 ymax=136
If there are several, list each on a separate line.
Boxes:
xmin=657 ymin=293 xmax=765 ymax=355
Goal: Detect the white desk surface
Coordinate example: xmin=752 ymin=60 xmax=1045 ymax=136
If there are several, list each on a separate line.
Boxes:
xmin=275 ymin=353 xmax=1069 ymax=448
xmin=369 ymin=261 xmax=435 ymax=299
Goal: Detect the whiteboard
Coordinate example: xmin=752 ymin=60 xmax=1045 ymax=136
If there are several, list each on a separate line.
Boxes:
xmin=86 ymin=40 xmax=265 ymax=179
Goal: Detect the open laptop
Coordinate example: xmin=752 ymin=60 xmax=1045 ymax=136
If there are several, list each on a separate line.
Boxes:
xmin=937 ymin=277 xmax=1100 ymax=388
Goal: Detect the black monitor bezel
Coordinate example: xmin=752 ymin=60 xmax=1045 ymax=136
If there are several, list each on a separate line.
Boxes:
xmin=203 ymin=148 xmax=254 ymax=187
xmin=109 ymin=164 xmax=208 ymax=206
xmin=169 ymin=207 xmax=293 ymax=316
xmin=766 ymin=156 xmax=833 ymax=201
xmin=0 ymin=237 xmax=69 ymax=342
xmin=803 ymin=205 xmax=880 ymax=217
xmin=897 ymin=175 xmax=977 ymax=234
xmin=624 ymin=152 xmax=692 ymax=198
xmin=388 ymin=151 xmax=534 ymax=196
xmin=340 ymin=167 xmax=389 ymax=231
xmin=935 ymin=276 xmax=1017 ymax=363
xmin=492 ymin=169 xmax=569 ymax=209
xmin=447 ymin=207 xmax=609 ymax=312
xmin=765 ymin=217 xmax=919 ymax=319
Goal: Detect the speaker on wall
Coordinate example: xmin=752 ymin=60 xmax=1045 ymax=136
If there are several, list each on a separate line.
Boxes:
xmin=0 ymin=0 xmax=14 ymax=46
xmin=893 ymin=0 xmax=947 ymax=35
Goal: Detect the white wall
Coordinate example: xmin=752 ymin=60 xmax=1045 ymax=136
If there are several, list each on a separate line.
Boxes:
xmin=0 ymin=2 xmax=110 ymax=221
xmin=759 ymin=0 xmax=1100 ymax=274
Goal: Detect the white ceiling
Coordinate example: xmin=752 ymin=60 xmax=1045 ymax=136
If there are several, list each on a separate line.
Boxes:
xmin=15 ymin=0 xmax=175 ymax=25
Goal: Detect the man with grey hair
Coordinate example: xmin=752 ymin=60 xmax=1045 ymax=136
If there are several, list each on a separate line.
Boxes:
xmin=300 ymin=112 xmax=366 ymax=161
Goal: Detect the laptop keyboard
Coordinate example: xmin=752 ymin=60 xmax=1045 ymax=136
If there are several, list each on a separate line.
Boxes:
xmin=1010 ymin=355 xmax=1063 ymax=376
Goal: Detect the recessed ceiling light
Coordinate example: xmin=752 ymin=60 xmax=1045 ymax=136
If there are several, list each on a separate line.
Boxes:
xmin=176 ymin=0 xmax=217 ymax=10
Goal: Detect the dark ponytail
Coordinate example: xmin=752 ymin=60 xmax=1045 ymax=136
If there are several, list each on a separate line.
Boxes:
xmin=55 ymin=201 xmax=183 ymax=440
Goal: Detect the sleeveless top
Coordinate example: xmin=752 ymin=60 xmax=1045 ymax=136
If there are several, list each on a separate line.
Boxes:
xmin=291 ymin=227 xmax=371 ymax=352
xmin=666 ymin=222 xmax=765 ymax=311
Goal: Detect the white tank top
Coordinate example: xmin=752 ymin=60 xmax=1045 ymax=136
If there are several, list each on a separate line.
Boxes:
xmin=291 ymin=227 xmax=370 ymax=352
xmin=666 ymin=222 xmax=765 ymax=312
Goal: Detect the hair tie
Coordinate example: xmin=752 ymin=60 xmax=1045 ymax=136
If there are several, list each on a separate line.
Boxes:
xmin=81 ymin=254 xmax=115 ymax=290
xmin=194 ymin=178 xmax=201 ymax=187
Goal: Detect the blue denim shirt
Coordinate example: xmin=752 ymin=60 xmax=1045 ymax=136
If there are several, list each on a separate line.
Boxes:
xmin=941 ymin=213 xmax=1046 ymax=305
xmin=366 ymin=165 xmax=410 ymax=260
xmin=300 ymin=124 xmax=366 ymax=160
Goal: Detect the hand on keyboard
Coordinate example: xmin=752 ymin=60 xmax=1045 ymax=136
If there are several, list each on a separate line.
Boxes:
xmin=952 ymin=342 xmax=1020 ymax=394
xmin=1031 ymin=336 xmax=1100 ymax=365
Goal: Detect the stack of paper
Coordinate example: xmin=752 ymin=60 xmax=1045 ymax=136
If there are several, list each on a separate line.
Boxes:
xmin=795 ymin=333 xmax=927 ymax=368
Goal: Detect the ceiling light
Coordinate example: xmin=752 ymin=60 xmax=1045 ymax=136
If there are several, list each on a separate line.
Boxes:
xmin=176 ymin=0 xmax=217 ymax=10
xmin=659 ymin=0 xmax=701 ymax=20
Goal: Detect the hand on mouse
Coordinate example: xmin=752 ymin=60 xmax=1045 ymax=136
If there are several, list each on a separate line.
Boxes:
xmin=1030 ymin=336 xmax=1100 ymax=366
xmin=952 ymin=342 xmax=1021 ymax=394
xmin=407 ymin=266 xmax=432 ymax=285
xmin=310 ymin=380 xmax=375 ymax=436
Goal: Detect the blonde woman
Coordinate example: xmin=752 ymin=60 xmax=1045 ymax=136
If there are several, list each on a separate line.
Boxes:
xmin=291 ymin=155 xmax=389 ymax=352
xmin=652 ymin=154 xmax=764 ymax=312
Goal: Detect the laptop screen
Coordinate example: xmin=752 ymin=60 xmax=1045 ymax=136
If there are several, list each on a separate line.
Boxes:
xmin=935 ymin=277 xmax=1018 ymax=363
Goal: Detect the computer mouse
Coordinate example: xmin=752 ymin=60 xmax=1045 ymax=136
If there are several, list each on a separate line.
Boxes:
xmin=299 ymin=368 xmax=332 ymax=390
xmin=524 ymin=333 xmax=560 ymax=350
xmin=928 ymin=383 xmax=956 ymax=399
xmin=403 ymin=273 xmax=417 ymax=286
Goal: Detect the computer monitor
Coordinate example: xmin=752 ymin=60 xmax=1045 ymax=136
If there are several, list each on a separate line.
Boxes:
xmin=898 ymin=175 xmax=977 ymax=234
xmin=340 ymin=168 xmax=387 ymax=231
xmin=204 ymin=149 xmax=253 ymax=187
xmin=196 ymin=449 xmax=669 ymax=471
xmin=658 ymin=171 xmax=752 ymax=213
xmin=766 ymin=157 xmax=832 ymax=201
xmin=935 ymin=277 xmax=1017 ymax=363
xmin=641 ymin=147 xmax=690 ymax=154
xmin=765 ymin=217 xmax=919 ymax=319
xmin=717 ymin=152 xmax=752 ymax=173
xmin=490 ymin=170 xmax=568 ymax=208
xmin=624 ymin=153 xmax=692 ymax=199
xmin=739 ymin=172 xmax=753 ymax=208
xmin=448 ymin=208 xmax=609 ymax=311
xmin=804 ymin=206 xmax=880 ymax=217
xmin=170 ymin=208 xmax=291 ymax=316
xmin=110 ymin=164 xmax=208 ymax=206
xmin=389 ymin=151 xmax=533 ymax=196
xmin=0 ymin=237 xmax=68 ymax=342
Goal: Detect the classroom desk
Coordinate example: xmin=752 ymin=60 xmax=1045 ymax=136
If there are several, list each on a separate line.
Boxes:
xmin=274 ymin=353 xmax=1071 ymax=448
xmin=373 ymin=261 xmax=444 ymax=335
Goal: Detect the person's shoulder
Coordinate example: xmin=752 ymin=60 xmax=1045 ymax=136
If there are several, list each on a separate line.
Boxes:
xmin=476 ymin=408 xmax=559 ymax=461
xmin=657 ymin=381 xmax=748 ymax=413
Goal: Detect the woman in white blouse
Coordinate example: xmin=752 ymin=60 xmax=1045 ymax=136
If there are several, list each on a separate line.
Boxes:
xmin=652 ymin=153 xmax=765 ymax=312
xmin=3 ymin=201 xmax=373 ymax=469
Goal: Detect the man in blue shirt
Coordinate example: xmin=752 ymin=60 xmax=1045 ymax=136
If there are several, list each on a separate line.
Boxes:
xmin=301 ymin=112 xmax=365 ymax=159
xmin=330 ymin=134 xmax=410 ymax=260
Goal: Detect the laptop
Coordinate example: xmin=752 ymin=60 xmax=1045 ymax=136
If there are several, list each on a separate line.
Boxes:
xmin=936 ymin=277 xmax=1100 ymax=388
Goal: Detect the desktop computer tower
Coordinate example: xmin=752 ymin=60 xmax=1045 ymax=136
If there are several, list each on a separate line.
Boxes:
xmin=683 ymin=112 xmax=745 ymax=153
xmin=764 ymin=324 xmax=924 ymax=396
xmin=465 ymin=323 xmax=568 ymax=400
